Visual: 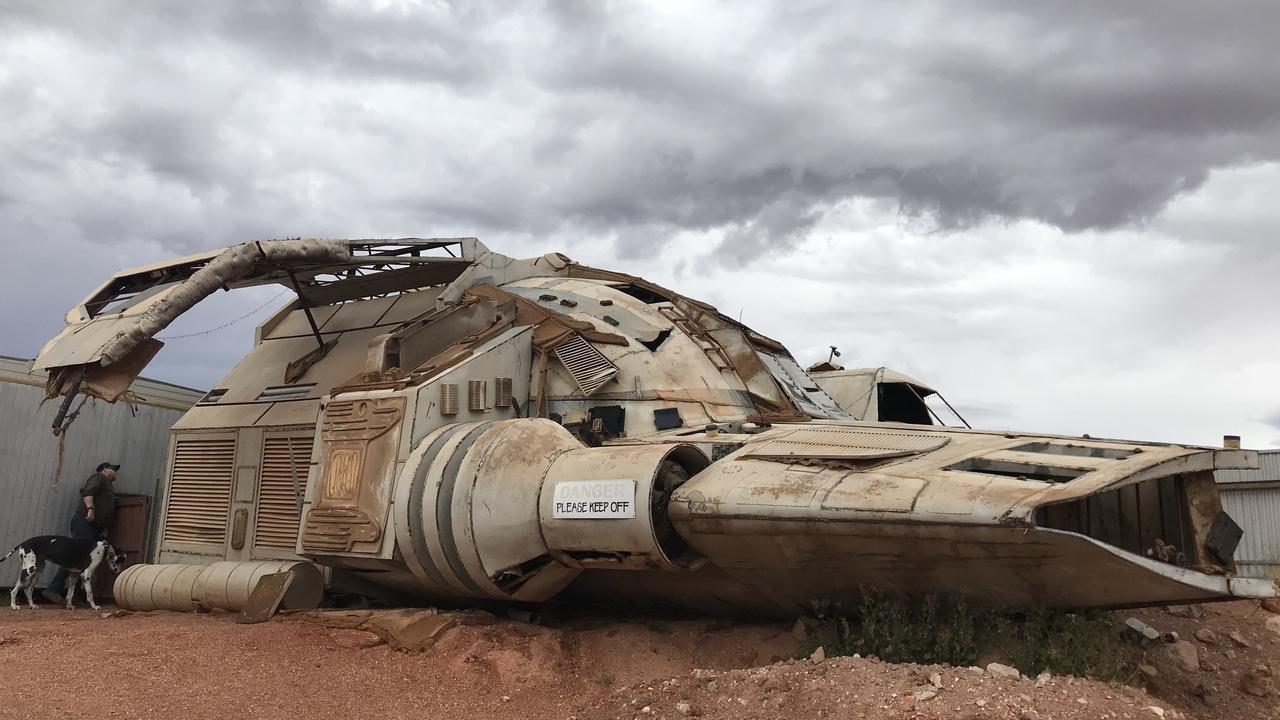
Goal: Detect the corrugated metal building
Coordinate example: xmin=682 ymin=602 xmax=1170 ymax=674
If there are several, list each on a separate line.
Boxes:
xmin=0 ymin=356 xmax=203 ymax=573
xmin=1216 ymin=450 xmax=1280 ymax=579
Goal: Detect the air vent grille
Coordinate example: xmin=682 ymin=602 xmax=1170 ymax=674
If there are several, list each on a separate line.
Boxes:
xmin=254 ymin=436 xmax=312 ymax=551
xmin=468 ymin=380 xmax=487 ymax=412
xmin=553 ymin=333 xmax=619 ymax=396
xmin=163 ymin=437 xmax=235 ymax=546
xmin=256 ymin=383 xmax=317 ymax=401
xmin=495 ymin=377 xmax=513 ymax=408
xmin=440 ymin=383 xmax=459 ymax=415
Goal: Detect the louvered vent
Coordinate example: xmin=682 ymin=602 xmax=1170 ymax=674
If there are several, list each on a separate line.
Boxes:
xmin=468 ymin=380 xmax=487 ymax=412
xmin=494 ymin=377 xmax=513 ymax=408
xmin=254 ymin=436 xmax=312 ymax=551
xmin=440 ymin=383 xmax=459 ymax=415
xmin=553 ymin=333 xmax=619 ymax=395
xmin=163 ymin=437 xmax=235 ymax=546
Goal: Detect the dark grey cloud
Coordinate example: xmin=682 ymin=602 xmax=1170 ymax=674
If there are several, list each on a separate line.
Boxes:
xmin=5 ymin=0 xmax=1279 ymax=260
xmin=2 ymin=1 xmax=1279 ymax=445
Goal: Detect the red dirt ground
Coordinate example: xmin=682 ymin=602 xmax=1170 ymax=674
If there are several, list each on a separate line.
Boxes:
xmin=0 ymin=601 xmax=1275 ymax=720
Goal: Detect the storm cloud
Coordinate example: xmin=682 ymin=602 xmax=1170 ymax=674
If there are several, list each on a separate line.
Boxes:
xmin=1 ymin=1 xmax=1278 ymax=446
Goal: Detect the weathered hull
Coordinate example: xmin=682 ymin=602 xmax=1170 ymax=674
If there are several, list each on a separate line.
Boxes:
xmin=29 ymin=239 xmax=1277 ymax=616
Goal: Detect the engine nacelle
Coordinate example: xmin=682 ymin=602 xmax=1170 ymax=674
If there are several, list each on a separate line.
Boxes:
xmin=391 ymin=418 xmax=707 ymax=604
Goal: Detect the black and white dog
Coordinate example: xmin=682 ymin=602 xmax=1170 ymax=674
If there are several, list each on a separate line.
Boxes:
xmin=2 ymin=536 xmax=124 ymax=611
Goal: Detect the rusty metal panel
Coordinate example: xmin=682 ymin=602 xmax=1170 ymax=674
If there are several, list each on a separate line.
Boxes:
xmin=162 ymin=437 xmax=236 ymax=546
xmin=821 ymin=474 xmax=928 ymax=513
xmin=302 ymin=396 xmax=405 ymax=553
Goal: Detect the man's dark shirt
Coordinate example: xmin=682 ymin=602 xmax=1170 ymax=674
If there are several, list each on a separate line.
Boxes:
xmin=75 ymin=472 xmax=116 ymax=528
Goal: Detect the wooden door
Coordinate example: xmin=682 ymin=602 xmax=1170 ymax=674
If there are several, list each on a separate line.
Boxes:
xmin=98 ymin=494 xmax=151 ymax=599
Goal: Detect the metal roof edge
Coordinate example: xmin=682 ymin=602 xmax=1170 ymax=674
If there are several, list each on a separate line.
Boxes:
xmin=0 ymin=355 xmax=205 ymax=410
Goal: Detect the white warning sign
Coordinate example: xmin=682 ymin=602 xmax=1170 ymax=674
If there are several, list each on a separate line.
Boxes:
xmin=553 ymin=479 xmax=636 ymax=519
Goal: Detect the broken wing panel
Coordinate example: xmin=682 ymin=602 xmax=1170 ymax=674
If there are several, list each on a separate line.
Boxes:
xmin=34 ymin=240 xmax=351 ymax=393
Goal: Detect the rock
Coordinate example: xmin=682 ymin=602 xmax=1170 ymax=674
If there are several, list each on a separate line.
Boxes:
xmin=1034 ymin=671 xmax=1051 ymax=688
xmin=928 ymin=672 xmax=942 ymax=689
xmin=675 ymin=701 xmax=693 ymax=716
xmin=1191 ymin=682 xmax=1218 ymax=707
xmin=1240 ymin=668 xmax=1274 ymax=698
xmin=1019 ymin=710 xmax=1041 ymax=720
xmin=1138 ymin=664 xmax=1160 ymax=682
xmin=791 ymin=619 xmax=807 ymax=641
xmin=1262 ymin=597 xmax=1280 ymax=614
xmin=1076 ymin=697 xmax=1088 ymax=705
xmin=809 ymin=646 xmax=826 ymax=663
xmin=1228 ymin=630 xmax=1250 ymax=648
xmin=1165 ymin=604 xmax=1204 ymax=619
xmin=1162 ymin=640 xmax=1200 ymax=673
xmin=1146 ymin=706 xmax=1166 ymax=718
xmin=1266 ymin=615 xmax=1280 ymax=637
xmin=912 ymin=686 xmax=938 ymax=702
xmin=1193 ymin=628 xmax=1217 ymax=645
xmin=760 ymin=676 xmax=788 ymax=693
xmin=986 ymin=663 xmax=1021 ymax=679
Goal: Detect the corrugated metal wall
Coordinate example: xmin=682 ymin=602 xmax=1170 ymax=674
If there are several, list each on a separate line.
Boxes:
xmin=0 ymin=361 xmax=200 ymax=586
xmin=1217 ymin=449 xmax=1280 ymax=580
xmin=1220 ymin=487 xmax=1280 ymax=579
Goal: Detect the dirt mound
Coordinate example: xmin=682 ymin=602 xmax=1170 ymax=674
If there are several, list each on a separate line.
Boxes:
xmin=1128 ymin=601 xmax=1280 ymax=719
xmin=592 ymin=655 xmax=1183 ymax=720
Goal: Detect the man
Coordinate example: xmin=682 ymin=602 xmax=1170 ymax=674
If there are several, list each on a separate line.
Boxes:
xmin=44 ymin=462 xmax=120 ymax=603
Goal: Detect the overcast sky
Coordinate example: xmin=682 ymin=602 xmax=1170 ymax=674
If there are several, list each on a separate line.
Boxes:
xmin=2 ymin=1 xmax=1278 ymax=447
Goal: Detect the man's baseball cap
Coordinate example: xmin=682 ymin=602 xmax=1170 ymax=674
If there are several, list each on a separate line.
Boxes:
xmin=97 ymin=462 xmax=121 ymax=472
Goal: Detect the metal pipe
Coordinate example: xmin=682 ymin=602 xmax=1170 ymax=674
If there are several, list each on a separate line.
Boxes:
xmin=286 ymin=269 xmax=326 ymax=351
xmin=51 ymin=367 xmax=86 ymax=435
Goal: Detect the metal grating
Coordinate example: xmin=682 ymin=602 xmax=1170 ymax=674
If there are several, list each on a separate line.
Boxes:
xmin=553 ymin=333 xmax=619 ymax=396
xmin=494 ymin=377 xmax=513 ymax=408
xmin=163 ymin=437 xmax=235 ymax=546
xmin=745 ymin=427 xmax=949 ymax=460
xmin=440 ymin=383 xmax=459 ymax=415
xmin=468 ymin=380 xmax=487 ymax=412
xmin=254 ymin=436 xmax=312 ymax=551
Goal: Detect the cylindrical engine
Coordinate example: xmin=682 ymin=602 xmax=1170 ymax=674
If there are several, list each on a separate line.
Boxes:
xmin=391 ymin=418 xmax=708 ymax=604
xmin=539 ymin=443 xmax=708 ymax=571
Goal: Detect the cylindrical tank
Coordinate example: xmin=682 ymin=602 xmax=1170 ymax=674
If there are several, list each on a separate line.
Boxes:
xmin=113 ymin=560 xmax=324 ymax=612
xmin=196 ymin=560 xmax=324 ymax=612
xmin=113 ymin=563 xmax=204 ymax=612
